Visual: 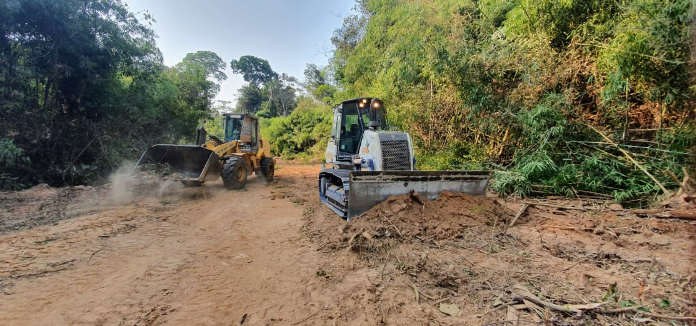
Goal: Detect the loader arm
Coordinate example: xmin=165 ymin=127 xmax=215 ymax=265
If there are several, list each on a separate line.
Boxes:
xmin=204 ymin=140 xmax=239 ymax=157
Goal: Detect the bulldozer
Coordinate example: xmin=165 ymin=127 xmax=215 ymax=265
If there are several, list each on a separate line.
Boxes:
xmin=319 ymin=98 xmax=492 ymax=220
xmin=135 ymin=113 xmax=275 ymax=189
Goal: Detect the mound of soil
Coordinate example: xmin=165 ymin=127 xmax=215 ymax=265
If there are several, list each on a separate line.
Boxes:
xmin=345 ymin=190 xmax=513 ymax=241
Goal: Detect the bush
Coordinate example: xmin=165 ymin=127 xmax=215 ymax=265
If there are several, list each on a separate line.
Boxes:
xmin=0 ymin=139 xmax=31 ymax=190
xmin=489 ymin=94 xmax=695 ymax=204
xmin=260 ymin=97 xmax=332 ymax=161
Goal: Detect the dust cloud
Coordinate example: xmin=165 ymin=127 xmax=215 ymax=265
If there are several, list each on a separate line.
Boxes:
xmin=108 ymin=162 xmax=182 ymax=205
xmin=109 ymin=163 xmax=135 ymax=205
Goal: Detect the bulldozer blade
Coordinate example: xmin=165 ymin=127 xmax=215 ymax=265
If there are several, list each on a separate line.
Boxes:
xmin=135 ymin=145 xmax=222 ymax=183
xmin=347 ymin=170 xmax=492 ymax=220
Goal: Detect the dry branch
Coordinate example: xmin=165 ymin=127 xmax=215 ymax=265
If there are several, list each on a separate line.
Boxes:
xmin=512 ymin=293 xmax=581 ymax=314
xmin=408 ymin=282 xmax=420 ymax=304
xmin=636 ymin=311 xmax=696 ymax=321
xmin=597 ymin=305 xmax=645 ymax=314
xmin=526 ymin=201 xmax=601 ymax=211
xmin=633 ymin=209 xmax=696 ymax=220
xmin=507 ymin=203 xmax=528 ymax=230
xmin=381 ymin=216 xmax=403 ymax=238
xmin=665 ymin=170 xmax=688 ymax=194
xmin=345 ymin=233 xmax=360 ymax=252
xmin=87 ymin=247 xmax=103 ymax=263
xmin=587 ymin=124 xmax=668 ymax=194
xmin=510 ymin=293 xmax=696 ymax=321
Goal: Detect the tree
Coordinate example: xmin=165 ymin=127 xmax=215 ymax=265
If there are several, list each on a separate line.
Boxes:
xmin=230 ymin=55 xmax=278 ymax=86
xmin=172 ymin=51 xmax=228 ymax=114
xmin=263 ymin=75 xmax=298 ymax=117
xmin=236 ymin=83 xmax=265 ymax=114
xmin=177 ymin=51 xmax=228 ymax=83
xmin=230 ymin=55 xmax=300 ymax=117
xmin=303 ymin=63 xmax=336 ymax=103
xmin=330 ymin=0 xmax=370 ymax=53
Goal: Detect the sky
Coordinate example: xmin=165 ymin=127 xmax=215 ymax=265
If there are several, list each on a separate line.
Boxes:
xmin=124 ymin=0 xmax=356 ymax=106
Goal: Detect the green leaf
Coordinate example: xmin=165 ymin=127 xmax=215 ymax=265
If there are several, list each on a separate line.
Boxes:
xmin=603 ymin=283 xmax=618 ymax=303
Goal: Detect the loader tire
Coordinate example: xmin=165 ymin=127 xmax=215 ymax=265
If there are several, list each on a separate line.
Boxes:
xmin=259 ymin=157 xmax=275 ymax=183
xmin=221 ymin=157 xmax=248 ymax=190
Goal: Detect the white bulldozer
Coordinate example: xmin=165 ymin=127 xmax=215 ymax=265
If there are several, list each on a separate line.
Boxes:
xmin=319 ymin=97 xmax=492 ymax=220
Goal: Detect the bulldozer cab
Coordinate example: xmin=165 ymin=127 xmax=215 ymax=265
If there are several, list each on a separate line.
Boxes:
xmin=329 ymin=98 xmax=386 ymax=162
xmin=224 ymin=114 xmax=259 ymax=151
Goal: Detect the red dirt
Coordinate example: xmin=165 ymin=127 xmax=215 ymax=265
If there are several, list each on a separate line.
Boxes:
xmin=347 ymin=190 xmax=513 ymax=240
xmin=0 ymin=163 xmax=694 ymax=325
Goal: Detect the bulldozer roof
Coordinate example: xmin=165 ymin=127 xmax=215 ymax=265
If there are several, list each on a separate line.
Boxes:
xmin=334 ymin=97 xmax=379 ymax=106
xmin=223 ymin=113 xmax=258 ymax=120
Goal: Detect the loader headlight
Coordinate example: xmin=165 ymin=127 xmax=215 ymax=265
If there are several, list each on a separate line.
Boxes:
xmin=372 ymin=101 xmax=381 ymax=109
xmin=359 ymin=102 xmax=365 ymax=108
xmin=362 ymin=98 xmax=368 ymax=104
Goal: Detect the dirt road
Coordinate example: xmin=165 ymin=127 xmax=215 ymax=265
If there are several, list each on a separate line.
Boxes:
xmin=0 ymin=164 xmax=335 ymax=325
xmin=1 ymin=163 xmax=695 ymax=325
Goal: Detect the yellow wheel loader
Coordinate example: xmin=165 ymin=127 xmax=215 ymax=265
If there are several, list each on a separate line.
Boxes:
xmin=319 ymin=98 xmax=492 ymax=220
xmin=136 ymin=114 xmax=275 ymax=189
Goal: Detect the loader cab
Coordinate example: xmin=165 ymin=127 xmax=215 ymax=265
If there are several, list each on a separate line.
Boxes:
xmin=224 ymin=114 xmax=259 ymax=151
xmin=328 ymin=98 xmax=386 ymax=165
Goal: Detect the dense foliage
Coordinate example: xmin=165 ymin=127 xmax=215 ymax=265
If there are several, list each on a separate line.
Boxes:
xmin=0 ymin=138 xmax=29 ymax=190
xmin=324 ymin=0 xmax=695 ymax=203
xmin=260 ymin=97 xmax=332 ymax=161
xmin=0 ymin=0 xmax=226 ymax=188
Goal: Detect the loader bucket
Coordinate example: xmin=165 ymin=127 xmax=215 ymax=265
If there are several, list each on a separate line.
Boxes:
xmin=347 ymin=170 xmax=492 ymax=220
xmin=135 ymin=145 xmax=222 ymax=184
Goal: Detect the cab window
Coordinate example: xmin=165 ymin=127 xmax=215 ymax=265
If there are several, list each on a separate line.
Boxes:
xmin=339 ymin=103 xmax=361 ymax=154
xmin=225 ymin=117 xmax=242 ymax=142
xmin=251 ymin=119 xmax=258 ymax=146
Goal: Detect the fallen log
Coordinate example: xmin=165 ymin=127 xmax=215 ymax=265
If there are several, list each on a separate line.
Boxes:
xmin=633 ymin=209 xmax=696 ymax=220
